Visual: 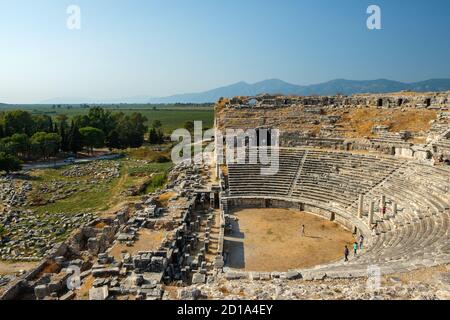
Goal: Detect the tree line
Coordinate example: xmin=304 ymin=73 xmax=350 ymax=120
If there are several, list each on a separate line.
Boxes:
xmin=0 ymin=107 xmax=165 ymax=172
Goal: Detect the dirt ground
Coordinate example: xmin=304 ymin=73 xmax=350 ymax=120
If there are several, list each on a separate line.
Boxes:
xmin=0 ymin=261 xmax=38 ymax=275
xmin=224 ymin=208 xmax=355 ymax=272
xmin=391 ymin=264 xmax=450 ymax=285
xmin=75 ymin=274 xmax=94 ymax=300
xmin=109 ymin=229 xmax=166 ymax=261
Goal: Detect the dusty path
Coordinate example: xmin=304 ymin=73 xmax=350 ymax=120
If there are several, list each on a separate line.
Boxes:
xmin=224 ymin=208 xmax=355 ymax=272
xmin=22 ymin=154 xmax=122 ymax=170
xmin=0 ymin=261 xmax=38 ymax=275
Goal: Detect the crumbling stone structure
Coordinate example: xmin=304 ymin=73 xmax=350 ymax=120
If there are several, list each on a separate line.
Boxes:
xmin=216 ymin=92 xmax=450 ymax=162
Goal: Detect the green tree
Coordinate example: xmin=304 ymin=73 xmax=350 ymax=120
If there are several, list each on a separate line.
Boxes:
xmin=3 ymin=110 xmax=35 ymax=136
xmin=184 ymin=121 xmax=195 ymax=133
xmin=79 ymin=127 xmax=105 ymax=154
xmin=152 ymin=120 xmax=162 ymax=130
xmin=32 ymin=114 xmax=54 ymax=133
xmin=55 ymin=114 xmax=69 ymax=129
xmin=106 ymin=130 xmax=121 ymax=150
xmin=68 ymin=121 xmax=83 ymax=154
xmin=0 ymin=152 xmax=22 ymax=173
xmin=73 ymin=114 xmax=90 ymax=129
xmin=129 ymin=112 xmax=148 ymax=147
xmin=59 ymin=125 xmax=69 ymax=152
xmin=10 ymin=133 xmax=31 ymax=159
xmin=87 ymin=107 xmax=115 ymax=136
xmin=31 ymin=132 xmax=61 ymax=159
xmin=149 ymin=120 xmax=164 ymax=144
xmin=149 ymin=127 xmax=164 ymax=144
xmin=113 ymin=113 xmax=147 ymax=149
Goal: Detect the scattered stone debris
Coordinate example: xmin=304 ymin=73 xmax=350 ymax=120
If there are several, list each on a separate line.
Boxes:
xmin=0 ymin=210 xmax=95 ymax=261
xmin=187 ymin=276 xmax=450 ymax=300
xmin=0 ymin=176 xmax=32 ymax=208
xmin=1 ymin=158 xmax=221 ymax=301
xmin=61 ymin=161 xmax=120 ymax=181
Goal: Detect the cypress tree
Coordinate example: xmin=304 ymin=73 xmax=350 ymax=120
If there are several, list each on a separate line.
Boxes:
xmin=68 ymin=121 xmax=83 ymax=154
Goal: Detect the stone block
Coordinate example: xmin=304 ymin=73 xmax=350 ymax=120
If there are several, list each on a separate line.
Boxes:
xmin=192 ymin=273 xmax=206 ymax=284
xmin=284 ymin=271 xmax=302 ymax=280
xmin=59 ymin=290 xmax=76 ymax=300
xmin=34 ymin=285 xmax=48 ymax=300
xmin=89 ymin=286 xmax=109 ymax=300
xmin=177 ymin=288 xmax=201 ymax=300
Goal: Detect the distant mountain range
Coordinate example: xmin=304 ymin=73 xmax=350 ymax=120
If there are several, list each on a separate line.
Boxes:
xmin=146 ymin=78 xmax=450 ymax=104
xmin=3 ymin=78 xmax=450 ymax=105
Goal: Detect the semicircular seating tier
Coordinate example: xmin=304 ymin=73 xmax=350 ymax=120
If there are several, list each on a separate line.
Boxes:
xmin=225 ymin=147 xmax=450 ymax=275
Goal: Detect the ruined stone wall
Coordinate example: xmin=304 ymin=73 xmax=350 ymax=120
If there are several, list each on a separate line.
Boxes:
xmin=216 ymin=92 xmax=450 ymax=158
xmin=223 ymin=91 xmax=450 ymax=111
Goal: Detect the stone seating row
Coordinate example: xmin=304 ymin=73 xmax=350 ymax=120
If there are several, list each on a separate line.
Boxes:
xmin=225 ymin=148 xmax=450 ymax=275
xmin=228 ymin=149 xmax=305 ymax=196
xmin=292 ymin=150 xmax=403 ymax=208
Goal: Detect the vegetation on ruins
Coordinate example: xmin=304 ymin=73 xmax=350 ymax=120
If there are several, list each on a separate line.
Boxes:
xmin=0 ymin=152 xmax=22 ymax=173
xmin=144 ymin=173 xmax=168 ymax=194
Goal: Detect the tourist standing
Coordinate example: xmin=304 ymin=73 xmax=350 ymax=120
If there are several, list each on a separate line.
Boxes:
xmin=344 ymin=246 xmax=349 ymax=262
xmin=353 ymin=242 xmax=358 ymax=256
xmin=359 ymin=234 xmax=364 ymax=249
xmin=301 ymin=224 xmax=305 ymax=236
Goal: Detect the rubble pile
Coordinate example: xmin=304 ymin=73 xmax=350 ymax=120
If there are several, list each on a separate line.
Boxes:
xmin=0 ymin=129 xmax=217 ymax=301
xmin=168 ymin=162 xmax=207 ymax=194
xmin=0 ymin=210 xmax=95 ymax=261
xmin=0 ymin=176 xmax=32 ymax=208
xmin=32 ymin=180 xmax=91 ymax=205
xmin=0 ymin=275 xmax=14 ymax=288
xmin=187 ymin=273 xmax=450 ymax=300
xmin=61 ymin=161 xmax=120 ymax=182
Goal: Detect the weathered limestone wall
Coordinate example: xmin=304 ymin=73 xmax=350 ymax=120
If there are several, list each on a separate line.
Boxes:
xmin=223 ymin=92 xmax=450 ymax=110
xmin=217 ymin=92 xmax=450 ymax=160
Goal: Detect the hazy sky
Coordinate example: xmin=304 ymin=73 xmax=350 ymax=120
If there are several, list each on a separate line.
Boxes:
xmin=1 ymin=0 xmax=450 ymax=103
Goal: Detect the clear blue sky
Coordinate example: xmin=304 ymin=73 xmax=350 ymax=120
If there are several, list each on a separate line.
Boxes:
xmin=1 ymin=0 xmax=449 ymax=103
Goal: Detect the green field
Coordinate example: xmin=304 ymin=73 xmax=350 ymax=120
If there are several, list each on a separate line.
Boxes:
xmin=0 ymin=104 xmax=215 ymax=134
xmin=25 ymin=149 xmax=173 ymax=216
xmin=0 ymin=148 xmax=174 ymax=256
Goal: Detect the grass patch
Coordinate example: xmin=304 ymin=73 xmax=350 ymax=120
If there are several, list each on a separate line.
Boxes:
xmin=21 ymin=148 xmax=174 ymax=216
xmin=127 ymin=162 xmax=172 ymax=177
xmin=126 ymin=145 xmax=173 ymax=161
xmin=145 ymin=173 xmax=168 ymax=194
xmin=32 ymin=178 xmax=118 ymax=214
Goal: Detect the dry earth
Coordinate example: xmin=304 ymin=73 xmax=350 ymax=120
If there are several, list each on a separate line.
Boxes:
xmin=109 ymin=229 xmax=167 ymax=261
xmin=224 ymin=208 xmax=355 ymax=272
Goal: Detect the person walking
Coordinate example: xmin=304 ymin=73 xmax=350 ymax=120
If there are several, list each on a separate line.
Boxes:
xmin=301 ymin=224 xmax=305 ymax=236
xmin=353 ymin=242 xmax=358 ymax=256
xmin=344 ymin=245 xmax=349 ymax=262
xmin=359 ymin=234 xmax=364 ymax=249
